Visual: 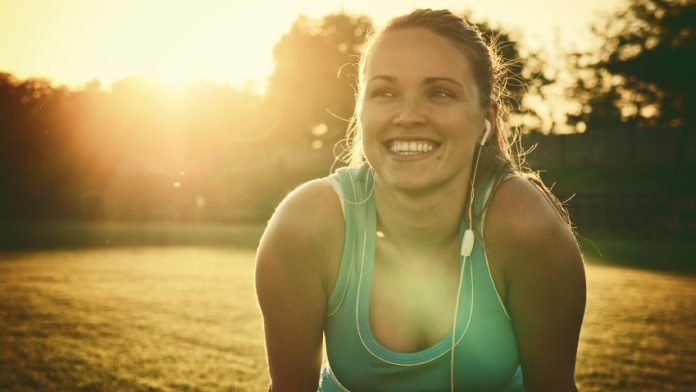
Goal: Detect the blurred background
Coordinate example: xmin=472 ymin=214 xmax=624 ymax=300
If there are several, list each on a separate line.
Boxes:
xmin=0 ymin=0 xmax=694 ymax=391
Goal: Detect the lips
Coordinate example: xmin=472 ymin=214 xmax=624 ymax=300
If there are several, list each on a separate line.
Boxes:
xmin=385 ymin=139 xmax=441 ymax=155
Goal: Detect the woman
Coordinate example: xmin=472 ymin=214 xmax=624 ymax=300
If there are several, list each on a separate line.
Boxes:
xmin=256 ymin=9 xmax=585 ymax=391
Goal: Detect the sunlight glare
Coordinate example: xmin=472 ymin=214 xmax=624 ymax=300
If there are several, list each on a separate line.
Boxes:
xmin=0 ymin=0 xmax=624 ymax=91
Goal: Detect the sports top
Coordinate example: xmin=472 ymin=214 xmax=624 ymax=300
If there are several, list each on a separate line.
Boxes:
xmin=318 ymin=163 xmax=524 ymax=391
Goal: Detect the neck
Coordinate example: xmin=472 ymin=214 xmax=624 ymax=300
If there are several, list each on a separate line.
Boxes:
xmin=373 ymin=171 xmax=470 ymax=253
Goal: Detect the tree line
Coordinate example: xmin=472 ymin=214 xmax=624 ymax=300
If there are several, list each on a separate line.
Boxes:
xmin=0 ymin=0 xmax=693 ymax=221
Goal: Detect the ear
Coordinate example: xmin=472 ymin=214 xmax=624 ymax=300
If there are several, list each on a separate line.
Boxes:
xmin=480 ymin=105 xmax=498 ymax=145
xmin=481 ymin=119 xmax=492 ymax=146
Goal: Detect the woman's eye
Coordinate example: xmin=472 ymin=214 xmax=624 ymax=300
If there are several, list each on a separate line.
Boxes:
xmin=431 ymin=89 xmax=455 ymax=99
xmin=371 ymin=89 xmax=397 ymax=98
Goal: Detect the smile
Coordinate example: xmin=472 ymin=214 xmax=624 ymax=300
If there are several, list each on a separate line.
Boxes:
xmin=386 ymin=139 xmax=440 ymax=155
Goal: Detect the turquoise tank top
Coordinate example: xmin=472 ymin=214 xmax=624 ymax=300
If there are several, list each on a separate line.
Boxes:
xmin=318 ymin=164 xmax=524 ymax=391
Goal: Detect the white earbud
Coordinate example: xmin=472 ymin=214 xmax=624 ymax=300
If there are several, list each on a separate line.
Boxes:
xmin=481 ymin=119 xmax=492 ymax=146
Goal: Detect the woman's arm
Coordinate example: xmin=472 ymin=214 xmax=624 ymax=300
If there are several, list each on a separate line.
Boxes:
xmin=255 ymin=179 xmax=344 ymax=392
xmin=486 ymin=178 xmax=586 ymax=392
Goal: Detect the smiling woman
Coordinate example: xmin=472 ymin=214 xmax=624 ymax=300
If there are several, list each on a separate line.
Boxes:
xmin=359 ymin=27 xmax=487 ymax=193
xmin=255 ymin=8 xmax=586 ymax=392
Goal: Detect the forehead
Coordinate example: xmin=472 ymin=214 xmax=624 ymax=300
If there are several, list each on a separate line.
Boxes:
xmin=363 ymin=28 xmax=474 ymax=83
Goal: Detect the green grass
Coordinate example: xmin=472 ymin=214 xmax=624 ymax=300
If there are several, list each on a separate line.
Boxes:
xmin=1 ymin=246 xmax=694 ymax=391
xmin=578 ymin=236 xmax=696 ymax=271
xmin=0 ymin=247 xmax=268 ymax=391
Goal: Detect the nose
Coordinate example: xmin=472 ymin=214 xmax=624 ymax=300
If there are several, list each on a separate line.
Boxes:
xmin=393 ymin=96 xmax=426 ymax=127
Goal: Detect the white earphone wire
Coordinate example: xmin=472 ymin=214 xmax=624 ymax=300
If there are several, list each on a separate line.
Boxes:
xmin=451 ymin=132 xmax=486 ymax=391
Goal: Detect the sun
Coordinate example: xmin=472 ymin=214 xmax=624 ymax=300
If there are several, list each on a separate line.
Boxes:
xmin=93 ymin=1 xmax=276 ymax=90
xmin=0 ymin=0 xmax=279 ymax=90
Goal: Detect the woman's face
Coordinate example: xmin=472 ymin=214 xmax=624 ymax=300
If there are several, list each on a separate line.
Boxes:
xmin=359 ymin=28 xmax=488 ymax=193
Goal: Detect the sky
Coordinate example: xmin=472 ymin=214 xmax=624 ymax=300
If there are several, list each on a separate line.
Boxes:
xmin=0 ymin=0 xmax=625 ymax=91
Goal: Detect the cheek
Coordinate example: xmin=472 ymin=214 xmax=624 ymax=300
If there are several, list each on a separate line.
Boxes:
xmin=359 ymin=101 xmax=393 ymax=128
xmin=360 ymin=131 xmax=380 ymax=155
xmin=359 ymin=122 xmax=383 ymax=161
xmin=358 ymin=108 xmax=381 ymax=143
xmin=359 ymin=105 xmax=374 ymax=126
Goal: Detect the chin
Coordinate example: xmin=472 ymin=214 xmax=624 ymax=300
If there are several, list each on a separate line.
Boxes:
xmin=380 ymin=171 xmax=444 ymax=194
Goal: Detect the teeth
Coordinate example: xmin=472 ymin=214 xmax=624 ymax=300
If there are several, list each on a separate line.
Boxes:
xmin=388 ymin=140 xmax=436 ymax=154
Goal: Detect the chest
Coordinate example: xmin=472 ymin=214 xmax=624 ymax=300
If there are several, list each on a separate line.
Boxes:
xmin=368 ymin=244 xmax=463 ymax=352
xmin=367 ymin=239 xmax=509 ymax=354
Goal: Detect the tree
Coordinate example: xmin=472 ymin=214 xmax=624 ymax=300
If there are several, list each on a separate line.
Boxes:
xmin=0 ymin=73 xmax=78 ymax=218
xmin=264 ymin=13 xmax=372 ymax=152
xmin=567 ymin=0 xmax=696 ymax=130
xmin=466 ymin=16 xmax=554 ymax=133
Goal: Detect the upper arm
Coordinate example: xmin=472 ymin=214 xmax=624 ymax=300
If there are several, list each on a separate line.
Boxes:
xmin=255 ymin=179 xmax=344 ymax=391
xmin=485 ymin=178 xmax=586 ymax=392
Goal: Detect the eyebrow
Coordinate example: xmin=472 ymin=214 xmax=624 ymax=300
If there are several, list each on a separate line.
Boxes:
xmin=367 ymin=75 xmax=396 ymax=83
xmin=367 ymin=75 xmax=464 ymax=88
xmin=425 ymin=77 xmax=464 ymax=88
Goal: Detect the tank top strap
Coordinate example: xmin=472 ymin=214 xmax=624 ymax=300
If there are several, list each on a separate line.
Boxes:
xmin=335 ymin=164 xmax=374 ymax=207
xmin=334 ymin=163 xmax=374 ymax=235
xmin=325 ymin=164 xmax=374 ymax=316
xmin=472 ymin=167 xmax=517 ymax=238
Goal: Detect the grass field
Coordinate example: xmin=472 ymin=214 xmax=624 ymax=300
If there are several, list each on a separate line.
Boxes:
xmin=0 ymin=247 xmax=694 ymax=391
xmin=0 ymin=248 xmax=266 ymax=391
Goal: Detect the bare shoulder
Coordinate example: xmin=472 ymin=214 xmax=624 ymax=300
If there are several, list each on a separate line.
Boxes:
xmin=483 ymin=175 xmax=585 ymax=300
xmin=256 ymin=177 xmax=344 ymax=293
xmin=484 ymin=176 xmax=586 ymax=390
xmin=255 ymin=177 xmax=344 ymax=390
xmin=263 ymin=177 xmax=343 ymax=243
xmin=484 ymin=176 xmax=579 ymax=265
